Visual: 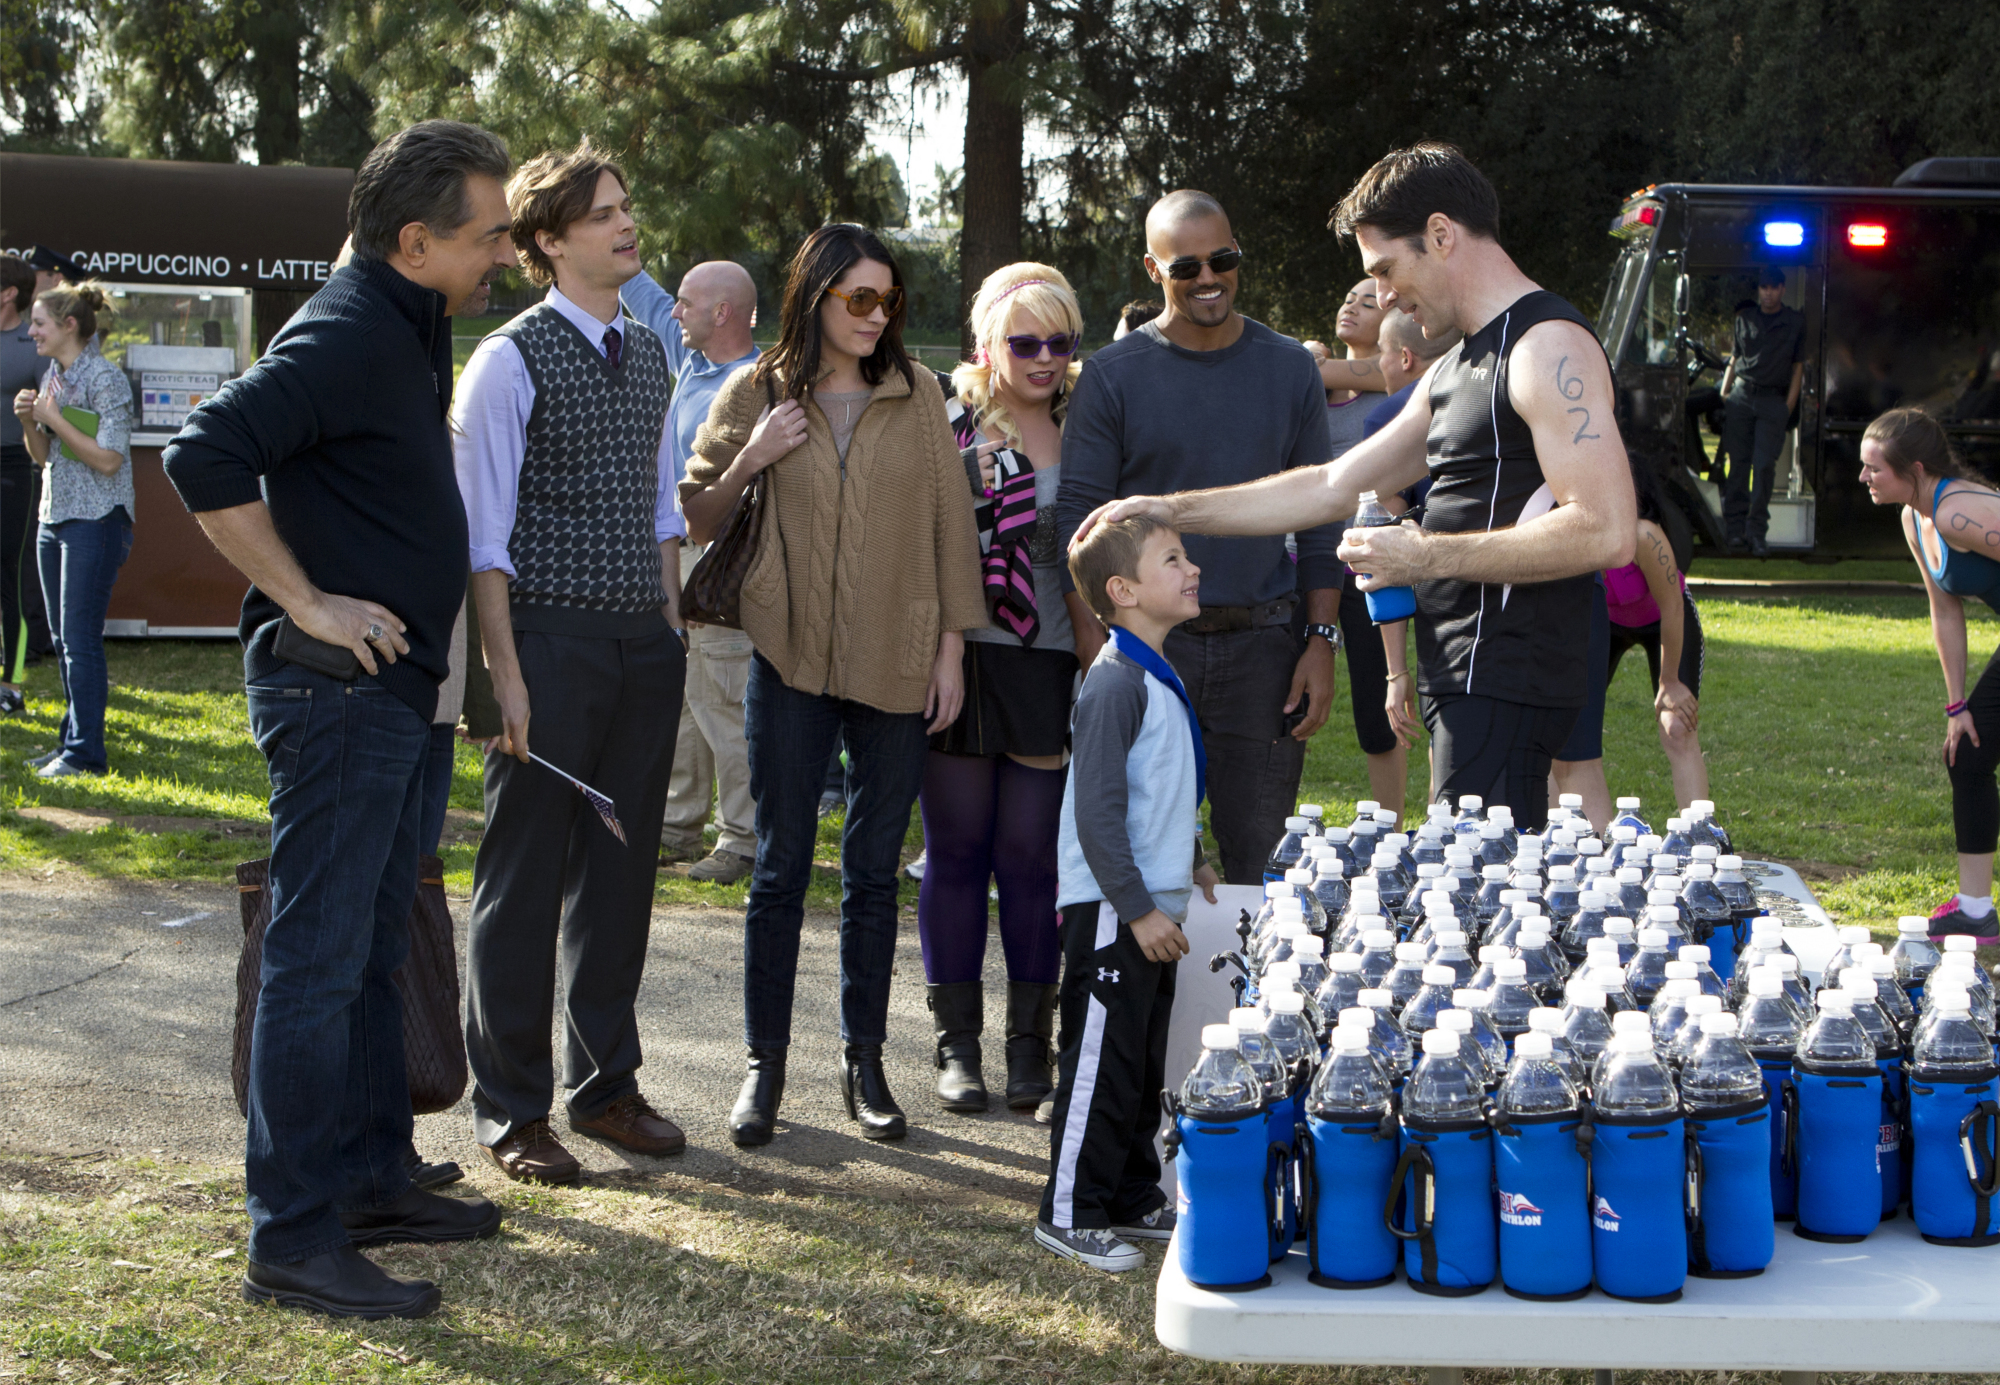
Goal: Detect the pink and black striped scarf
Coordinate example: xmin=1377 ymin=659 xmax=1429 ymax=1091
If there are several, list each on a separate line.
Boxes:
xmin=950 ymin=401 xmax=1041 ymax=645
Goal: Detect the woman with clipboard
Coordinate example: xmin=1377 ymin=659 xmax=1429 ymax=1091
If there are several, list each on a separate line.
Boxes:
xmin=11 ymin=280 xmax=133 ymax=778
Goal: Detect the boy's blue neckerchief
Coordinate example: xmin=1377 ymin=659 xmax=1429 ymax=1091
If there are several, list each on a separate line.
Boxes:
xmin=1109 ymin=625 xmax=1206 ymax=806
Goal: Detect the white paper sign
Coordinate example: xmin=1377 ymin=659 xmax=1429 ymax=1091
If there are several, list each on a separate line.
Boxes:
xmin=140 ymin=370 xmax=219 ymax=429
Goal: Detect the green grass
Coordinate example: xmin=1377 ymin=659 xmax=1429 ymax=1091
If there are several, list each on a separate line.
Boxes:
xmin=0 ymin=592 xmax=1979 ymax=929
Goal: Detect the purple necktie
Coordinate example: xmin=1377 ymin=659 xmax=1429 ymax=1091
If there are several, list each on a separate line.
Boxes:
xmin=603 ymin=326 xmax=622 ymax=369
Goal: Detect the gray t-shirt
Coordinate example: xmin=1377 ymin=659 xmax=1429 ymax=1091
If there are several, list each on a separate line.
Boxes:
xmin=1326 ymin=389 xmax=1386 ymax=461
xmin=964 ymin=460 xmax=1075 ymax=653
xmin=818 ymin=388 xmax=872 ymax=464
xmin=1 ymin=320 xmax=39 ymax=449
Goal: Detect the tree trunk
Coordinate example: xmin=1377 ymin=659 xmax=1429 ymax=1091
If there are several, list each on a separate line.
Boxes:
xmin=242 ymin=6 xmax=305 ymax=164
xmin=958 ymin=0 xmax=1027 ymax=351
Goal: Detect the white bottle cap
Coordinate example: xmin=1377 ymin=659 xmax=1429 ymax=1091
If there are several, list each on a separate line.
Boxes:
xmin=1285 ymin=868 xmax=1314 ymax=886
xmin=1773 ymin=954 xmax=1800 ymax=975
xmin=1359 ymin=988 xmax=1394 ymax=1008
xmin=1866 ymin=954 xmax=1896 ymax=977
xmin=1276 ymin=921 xmax=1308 ymax=939
xmin=1687 ymin=863 xmax=1715 ymax=879
xmin=1853 ymin=942 xmax=1885 ymax=961
xmin=1609 ymin=1030 xmax=1652 ymax=1054
xmin=1362 ymin=928 xmax=1396 ymax=948
xmin=1568 ymin=985 xmax=1607 ymax=1009
xmin=1751 ymin=917 xmax=1782 ymax=936
xmin=1372 ymin=849 xmax=1400 ymax=868
xmin=1687 ymin=994 xmax=1723 ymax=1016
xmin=1518 ymin=930 xmax=1552 ymax=951
xmin=1665 ymin=819 xmax=1685 ymax=833
xmin=1328 ymin=826 xmax=1353 ymax=842
xmin=1933 ymin=992 xmax=1973 ymax=1015
xmin=1490 ymin=804 xmax=1515 ymax=822
xmin=1638 ymin=927 xmax=1670 ymax=947
xmin=1611 ymin=1011 xmax=1651 ymax=1034
xmin=1580 ymin=840 xmax=1606 ymax=856
xmin=1269 ymin=989 xmax=1306 ymax=1014
xmin=1296 ymin=936 xmax=1326 ymax=958
xmin=1647 ymin=891 xmax=1680 ymax=908
xmin=1841 ymin=974 xmax=1879 ymax=1001
xmin=1438 ymin=1009 xmax=1476 ymax=1031
xmin=1614 ymin=825 xmax=1638 ymax=842
xmin=1395 ymin=942 xmax=1428 ymax=962
xmin=1897 ymin=916 xmax=1930 ymax=934
xmin=1328 ymin=952 xmax=1363 ymax=974
xmin=1481 ymin=823 xmax=1505 ymax=839
xmin=1944 ymin=935 xmax=1979 ymax=953
xmin=1679 ymin=945 xmax=1711 ymax=964
xmin=1434 ymin=928 xmax=1467 ymax=947
xmin=1201 ymin=1024 xmax=1239 ymax=1049
xmin=1458 ymin=795 xmax=1484 ymax=810
xmin=1699 ymin=1011 xmax=1739 ymax=1035
xmin=1422 ymin=965 xmax=1456 ymax=986
xmin=1500 ymin=888 xmax=1526 ymax=904
xmin=1300 ymin=802 xmax=1325 ymax=818
xmin=1417 ymin=862 xmax=1446 ymax=877
xmin=1265 ymin=881 xmax=1289 ymax=898
xmin=1560 ymin=793 xmax=1584 ymax=808
xmin=1354 ymin=799 xmax=1380 ymax=815
xmin=1495 ymin=958 xmax=1528 ymax=980
xmin=1479 ymin=944 xmax=1509 ymax=962
xmin=1664 ymin=961 xmax=1698 ymax=980
xmin=1331 ymin=1026 xmax=1370 ymax=1054
xmin=1483 ymin=864 xmax=1511 ymax=880
xmin=1839 ymin=925 xmax=1872 ymax=944
xmin=1229 ymin=1007 xmax=1263 ymax=1030
xmin=1378 ymin=810 xmax=1400 ymax=826
xmin=1528 ymin=1007 xmax=1565 ymax=1033
xmin=1285 ymin=816 xmax=1310 ymax=830
xmin=1815 ymin=989 xmax=1857 ymax=1013
xmin=1748 ymin=970 xmax=1785 ymax=997
xmin=1424 ymin=893 xmax=1458 ymax=915
xmin=1650 ymin=853 xmax=1678 ymax=871
xmin=1339 ymin=1005 xmax=1374 ymax=1028
xmin=1549 ymin=864 xmax=1577 ymax=881
xmin=1648 ymin=908 xmax=1681 ymax=928
xmin=1422 ymin=1028 xmax=1462 ymax=1055
xmin=1275 ymin=898 xmax=1305 ymax=917
xmin=1605 ymin=918 xmax=1635 ymax=936
xmin=1446 ymin=846 xmax=1475 ymax=865
xmin=1617 ymin=867 xmax=1644 ymax=883
xmin=1586 ymin=937 xmax=1619 ymax=957
xmin=1941 ymin=953 xmax=1977 ymax=973
xmin=1691 ymin=799 xmax=1715 ymax=815
xmin=1267 ymin=961 xmax=1302 ymax=983
xmin=1516 ymin=899 xmax=1545 ymax=916
xmin=1616 ymin=797 xmax=1642 ymax=809
xmin=1718 ymin=854 xmax=1744 ymax=869
xmin=1515 ymin=1031 xmax=1555 ymax=1058
xmin=1663 ymin=979 xmax=1699 ymax=999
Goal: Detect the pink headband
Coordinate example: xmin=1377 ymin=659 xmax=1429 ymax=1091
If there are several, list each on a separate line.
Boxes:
xmin=993 ymin=278 xmax=1050 ymax=302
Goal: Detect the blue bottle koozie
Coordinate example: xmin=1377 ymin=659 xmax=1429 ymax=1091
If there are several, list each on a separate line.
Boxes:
xmin=1687 ymin=1098 xmax=1776 ymax=1276
xmin=1791 ymin=1068 xmax=1886 ymax=1242
xmin=1906 ymin=1063 xmax=2000 ymax=1247
xmin=1271 ymin=1084 xmax=1305 ymax=1260
xmin=1167 ymin=1035 xmax=1274 ymax=1291
xmin=1389 ymin=1123 xmax=1496 ymax=1295
xmin=1492 ymin=1112 xmax=1593 ymax=1299
xmin=1590 ymin=1114 xmax=1690 ymax=1301
xmin=1879 ymin=1054 xmax=1906 ymax=1219
xmin=1304 ymin=1110 xmax=1401 ymax=1287
xmin=1759 ymin=1055 xmax=1800 ymax=1218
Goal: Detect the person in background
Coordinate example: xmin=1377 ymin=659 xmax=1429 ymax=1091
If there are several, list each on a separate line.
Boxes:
xmin=1720 ymin=266 xmax=1804 ymax=556
xmin=1369 ymin=309 xmax=1461 ymax=805
xmin=622 ymin=259 xmax=762 ymax=884
xmin=1860 ymin=406 xmax=2000 ymax=944
xmin=11 ymin=281 xmax=133 ymax=777
xmin=919 ymin=263 xmax=1082 ymax=1116
xmin=682 ymin=224 xmax=984 ymax=1148
xmin=1 ymin=254 xmax=41 ymax=716
xmin=1056 ymin=190 xmax=1340 ymax=884
xmin=1111 ymin=299 xmax=1161 ymax=341
xmin=457 ymin=143 xmax=690 ymax=1184
xmin=163 ymin=119 xmax=516 ymax=1321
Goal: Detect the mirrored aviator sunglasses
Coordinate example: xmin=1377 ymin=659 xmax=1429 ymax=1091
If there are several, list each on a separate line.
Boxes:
xmin=826 ymin=284 xmax=906 ymax=318
xmin=1004 ymin=333 xmax=1079 ymax=360
xmin=1164 ymin=247 xmax=1244 ymax=280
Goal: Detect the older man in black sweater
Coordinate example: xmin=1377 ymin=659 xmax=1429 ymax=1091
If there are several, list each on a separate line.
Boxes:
xmin=164 ymin=121 xmax=519 ymax=1322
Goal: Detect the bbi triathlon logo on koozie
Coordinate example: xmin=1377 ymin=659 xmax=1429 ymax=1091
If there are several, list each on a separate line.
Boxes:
xmin=1592 ymin=1195 xmax=1621 ymax=1232
xmin=1498 ymin=1191 xmax=1544 ymax=1227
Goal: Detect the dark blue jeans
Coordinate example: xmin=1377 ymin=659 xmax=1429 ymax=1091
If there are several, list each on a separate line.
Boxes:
xmin=419 ymin=721 xmax=458 ymax=856
xmin=243 ymin=661 xmax=429 ymax=1265
xmin=36 ymin=509 xmax=132 ymax=772
xmin=743 ymin=652 xmax=928 ymax=1048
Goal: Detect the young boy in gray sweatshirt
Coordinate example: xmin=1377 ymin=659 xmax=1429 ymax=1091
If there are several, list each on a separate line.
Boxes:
xmin=1036 ymin=514 xmax=1219 ymax=1272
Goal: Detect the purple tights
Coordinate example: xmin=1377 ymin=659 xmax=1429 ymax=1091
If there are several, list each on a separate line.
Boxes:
xmin=916 ymin=751 xmax=1065 ymax=985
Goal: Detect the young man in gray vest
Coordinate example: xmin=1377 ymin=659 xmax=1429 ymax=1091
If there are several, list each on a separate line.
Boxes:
xmin=454 ymin=143 xmax=689 ymax=1184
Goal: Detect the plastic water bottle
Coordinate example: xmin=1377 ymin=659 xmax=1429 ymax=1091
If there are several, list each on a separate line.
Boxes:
xmin=1649 ymin=977 xmax=1700 ymax=1057
xmin=1486 ymin=959 xmax=1540 ymax=1044
xmin=1573 ymin=938 xmax=1639 ymax=1011
xmin=1545 ymin=830 xmax=1580 ymax=874
xmin=1681 ymin=1010 xmax=1777 ymax=1276
xmin=1593 ymin=1011 xmax=1657 ymax=1091
xmin=1230 ymin=1007 xmax=1288 ymax=1102
xmin=1612 ymin=797 xmax=1650 ymax=837
xmin=1357 ymin=928 xmax=1399 ymax=987
xmin=1355 ymin=988 xmax=1416 ymax=1077
xmin=1468 ymin=943 xmax=1509 ymax=992
xmin=1645 ymin=894 xmax=1691 ymax=943
xmin=1679 ymin=864 xmax=1730 ymax=943
xmin=1738 ymin=967 xmax=1805 ymax=1220
xmin=1429 ymin=929 xmax=1477 ymax=987
xmin=1412 ymin=823 xmax=1448 ymax=869
xmin=1400 ymin=864 xmax=1450 ymax=928
xmin=1173 ymin=1025 xmax=1272 ymax=1289
xmin=1452 ymin=991 xmax=1510 ymax=1079
xmin=1561 ymin=985 xmax=1616 ymax=1084
xmin=1264 ymin=963 xmax=1325 ymax=1040
xmin=1395 ymin=1028 xmax=1496 ymax=1293
xmin=1292 ymin=935 xmax=1331 ymax=1008
xmin=1384 ymin=942 xmax=1429 ymax=1014
xmin=1590 ymin=1030 xmax=1687 ymax=1300
xmin=1266 ymin=815 xmax=1311 ymax=884
xmin=1322 ymin=823 xmax=1361 ymax=876
xmin=1559 ymin=890 xmax=1612 ymax=962
xmin=1840 ymin=972 xmax=1906 ymax=1218
xmin=1283 ymin=867 xmax=1330 ymax=937
xmin=1610 ymin=868 xmax=1647 ymax=918
xmin=1367 ymin=849 xmax=1413 ymax=917
xmin=1792 ymin=989 xmax=1885 ymax=1241
xmin=1625 ymin=927 xmax=1674 ymax=1007
xmin=1864 ymin=953 xmax=1917 ymax=1037
xmin=1400 ymin=965 xmax=1459 ymax=1039
xmin=1543 ymin=865 xmax=1582 ymax=926
xmin=1820 ymin=926 xmax=1873 ymax=994
xmin=1889 ymin=917 xmax=1942 ymax=1005
xmin=1678 ymin=944 xmax=1728 ymax=999
xmin=1492 ymin=1030 xmax=1592 ymax=1300
xmin=1444 ymin=846 xmax=1481 ymax=910
xmin=1476 ymin=823 xmax=1512 ymax=871
xmin=1354 ymin=490 xmax=1418 ymax=622
xmin=1668 ymin=995 xmax=1724 ymax=1069
xmin=1303 ymin=1026 xmax=1401 ymax=1287
xmin=1905 ymin=992 xmax=2000 ymax=1245
xmin=1939 ymin=938 xmax=1996 ymax=1028
xmin=1315 ymin=952 xmax=1367 ymax=1027
xmin=1527 ymin=1007 xmax=1587 ymax=1090
xmin=1512 ymin=925 xmax=1569 ymax=1003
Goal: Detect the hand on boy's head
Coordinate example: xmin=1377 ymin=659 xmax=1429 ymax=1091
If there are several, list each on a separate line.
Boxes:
xmin=1129 ymin=909 xmax=1191 ymax=963
xmin=1071 ymin=495 xmax=1171 ymax=551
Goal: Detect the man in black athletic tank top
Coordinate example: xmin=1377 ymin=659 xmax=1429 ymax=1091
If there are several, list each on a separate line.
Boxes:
xmin=1076 ymin=143 xmax=1635 ymax=829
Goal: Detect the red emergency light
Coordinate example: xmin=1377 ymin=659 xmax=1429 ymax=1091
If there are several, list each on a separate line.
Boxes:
xmin=1848 ymin=222 xmax=1889 ymax=248
xmin=1637 ymin=205 xmax=1659 ymax=226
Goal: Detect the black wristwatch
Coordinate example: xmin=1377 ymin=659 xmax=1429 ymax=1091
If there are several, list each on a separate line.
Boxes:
xmin=1305 ymin=621 xmax=1342 ymax=652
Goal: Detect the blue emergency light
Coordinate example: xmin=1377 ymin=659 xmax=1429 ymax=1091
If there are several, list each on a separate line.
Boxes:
xmin=1762 ymin=220 xmax=1806 ymax=248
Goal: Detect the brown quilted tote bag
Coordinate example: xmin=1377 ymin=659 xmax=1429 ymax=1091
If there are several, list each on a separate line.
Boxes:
xmin=681 ymin=375 xmax=776 ymax=628
xmin=233 ymin=855 xmax=467 ymax=1117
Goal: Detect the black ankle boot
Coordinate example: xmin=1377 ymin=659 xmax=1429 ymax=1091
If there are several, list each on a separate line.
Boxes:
xmin=1004 ymin=981 xmax=1059 ymax=1110
xmin=838 ymin=1043 xmax=908 ymax=1140
xmin=927 ymin=982 xmax=988 ymax=1113
xmin=730 ymin=1046 xmax=787 ymax=1147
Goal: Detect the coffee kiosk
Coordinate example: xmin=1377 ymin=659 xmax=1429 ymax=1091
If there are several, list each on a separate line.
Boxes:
xmin=2 ymin=152 xmax=354 ymax=634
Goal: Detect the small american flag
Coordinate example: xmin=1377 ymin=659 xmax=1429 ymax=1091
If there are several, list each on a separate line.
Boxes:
xmin=527 ymin=752 xmax=626 ymax=845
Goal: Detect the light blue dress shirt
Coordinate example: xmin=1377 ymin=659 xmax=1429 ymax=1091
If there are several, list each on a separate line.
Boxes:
xmin=619 ymin=269 xmax=759 ymax=488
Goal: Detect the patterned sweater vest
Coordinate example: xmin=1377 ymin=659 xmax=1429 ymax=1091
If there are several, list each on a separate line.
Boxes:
xmin=492 ymin=304 xmax=671 ymax=616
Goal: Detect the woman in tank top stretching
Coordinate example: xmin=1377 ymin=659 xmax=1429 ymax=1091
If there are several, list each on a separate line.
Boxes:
xmin=1863 ymin=406 xmax=2000 ymax=943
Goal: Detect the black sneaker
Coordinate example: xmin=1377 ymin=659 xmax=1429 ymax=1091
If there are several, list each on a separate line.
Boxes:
xmin=0 ymin=687 xmax=23 ymax=716
xmin=1928 ymin=901 xmax=2000 ymax=945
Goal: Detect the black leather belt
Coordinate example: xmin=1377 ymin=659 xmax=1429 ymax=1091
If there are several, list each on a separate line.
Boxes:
xmin=1179 ymin=599 xmax=1294 ymax=635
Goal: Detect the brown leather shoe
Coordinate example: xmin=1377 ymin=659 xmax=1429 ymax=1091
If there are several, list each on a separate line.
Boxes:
xmin=482 ymin=1119 xmax=581 ymax=1185
xmin=569 ymin=1093 xmax=686 ymax=1156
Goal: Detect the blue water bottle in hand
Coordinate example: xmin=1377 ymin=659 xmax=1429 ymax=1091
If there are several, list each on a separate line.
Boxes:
xmin=1354 ymin=491 xmax=1417 ymax=623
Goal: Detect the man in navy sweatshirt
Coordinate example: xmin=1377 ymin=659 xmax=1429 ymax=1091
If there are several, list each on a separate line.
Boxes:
xmin=164 ymin=120 xmax=520 ymax=1321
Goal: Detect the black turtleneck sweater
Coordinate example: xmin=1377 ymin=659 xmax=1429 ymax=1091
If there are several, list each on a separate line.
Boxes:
xmin=163 ymin=260 xmax=469 ymax=721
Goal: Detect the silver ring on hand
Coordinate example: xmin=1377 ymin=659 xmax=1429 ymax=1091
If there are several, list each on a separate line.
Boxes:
xmin=366 ymin=624 xmax=385 ymax=642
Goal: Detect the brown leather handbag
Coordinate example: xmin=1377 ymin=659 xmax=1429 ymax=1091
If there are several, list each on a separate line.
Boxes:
xmin=232 ymin=855 xmax=468 ymax=1117
xmin=681 ymin=375 xmax=777 ymax=628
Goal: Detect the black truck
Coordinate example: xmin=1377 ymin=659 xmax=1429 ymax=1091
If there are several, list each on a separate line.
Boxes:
xmin=1595 ymin=158 xmax=2000 ymax=559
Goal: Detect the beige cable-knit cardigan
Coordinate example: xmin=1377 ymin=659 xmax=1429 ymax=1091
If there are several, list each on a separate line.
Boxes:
xmin=683 ymin=362 xmax=985 ymax=715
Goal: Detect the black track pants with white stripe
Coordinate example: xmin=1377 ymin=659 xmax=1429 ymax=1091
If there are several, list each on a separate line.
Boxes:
xmin=1039 ymin=900 xmax=1176 ymax=1230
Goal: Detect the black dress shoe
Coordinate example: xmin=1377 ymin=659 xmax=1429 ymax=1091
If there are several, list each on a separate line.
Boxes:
xmin=730 ymin=1046 xmax=787 ymax=1147
xmin=403 ymin=1142 xmax=464 ymax=1190
xmin=340 ymin=1186 xmax=502 ymax=1247
xmin=243 ymin=1245 xmax=439 ymax=1320
xmin=839 ymin=1042 xmax=908 ymax=1140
